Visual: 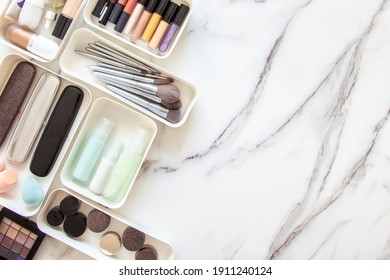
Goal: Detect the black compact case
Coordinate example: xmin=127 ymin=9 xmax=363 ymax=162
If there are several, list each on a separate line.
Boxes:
xmin=0 ymin=207 xmax=45 ymax=260
xmin=30 ymin=85 xmax=84 ymax=177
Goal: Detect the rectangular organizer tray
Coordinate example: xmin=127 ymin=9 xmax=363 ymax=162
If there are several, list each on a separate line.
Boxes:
xmin=37 ymin=188 xmax=175 ymax=260
xmin=0 ymin=54 xmax=92 ymax=217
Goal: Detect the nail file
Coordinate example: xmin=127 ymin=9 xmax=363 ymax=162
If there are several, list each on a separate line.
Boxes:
xmin=30 ymin=85 xmax=84 ymax=177
xmin=0 ymin=61 xmax=36 ymax=147
xmin=7 ymin=73 xmax=60 ymax=164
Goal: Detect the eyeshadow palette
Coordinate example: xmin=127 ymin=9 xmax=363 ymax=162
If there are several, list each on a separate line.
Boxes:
xmin=0 ymin=207 xmax=45 ymax=260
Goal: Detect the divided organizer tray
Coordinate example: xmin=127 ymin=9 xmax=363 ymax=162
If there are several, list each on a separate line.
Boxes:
xmin=0 ymin=54 xmax=92 ymax=217
xmin=60 ymin=28 xmax=197 ymax=128
xmin=0 ymin=0 xmax=87 ymax=62
xmin=37 ymin=188 xmax=175 ymax=260
xmin=83 ymin=0 xmax=193 ymax=59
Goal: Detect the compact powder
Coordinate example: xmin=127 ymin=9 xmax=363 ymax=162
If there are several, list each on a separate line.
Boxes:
xmin=99 ymin=232 xmax=121 ymax=256
xmin=63 ymin=213 xmax=87 ymax=238
xmin=122 ymin=226 xmax=145 ymax=251
xmin=87 ymin=209 xmax=111 ymax=233
xmin=135 ymin=245 xmax=158 ymax=260
xmin=60 ymin=195 xmax=81 ymax=216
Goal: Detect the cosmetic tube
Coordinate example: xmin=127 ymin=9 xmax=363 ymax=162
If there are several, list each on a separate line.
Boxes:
xmin=92 ymin=0 xmax=108 ymax=17
xmin=114 ymin=0 xmax=137 ymax=32
xmin=109 ymin=0 xmax=128 ymax=24
xmin=158 ymin=4 xmax=189 ymax=54
xmin=122 ymin=0 xmax=147 ymax=36
xmin=130 ymin=0 xmax=157 ymax=42
xmin=102 ymin=128 xmax=149 ymax=202
xmin=4 ymin=24 xmax=59 ymax=60
xmin=72 ymin=118 xmax=114 ymax=182
xmin=99 ymin=0 xmax=118 ymax=25
xmin=141 ymin=0 xmax=169 ymax=42
xmin=148 ymin=1 xmax=177 ymax=50
xmin=5 ymin=0 xmax=25 ymax=20
xmin=89 ymin=143 xmax=121 ymax=195
xmin=52 ymin=0 xmax=83 ymax=39
xmin=18 ymin=0 xmax=45 ymax=30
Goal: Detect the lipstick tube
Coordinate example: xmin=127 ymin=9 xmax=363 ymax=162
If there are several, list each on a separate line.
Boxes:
xmin=114 ymin=0 xmax=137 ymax=32
xmin=148 ymin=1 xmax=177 ymax=50
xmin=130 ymin=0 xmax=157 ymax=42
xmin=92 ymin=0 xmax=108 ymax=17
xmin=141 ymin=0 xmax=169 ymax=42
xmin=109 ymin=0 xmax=128 ymax=24
xmin=158 ymin=4 xmax=189 ymax=54
xmin=99 ymin=0 xmax=118 ymax=25
xmin=52 ymin=0 xmax=83 ymax=39
xmin=122 ymin=0 xmax=147 ymax=35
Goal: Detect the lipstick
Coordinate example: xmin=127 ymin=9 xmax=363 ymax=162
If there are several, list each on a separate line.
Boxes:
xmin=122 ymin=0 xmax=147 ymax=36
xmin=130 ymin=0 xmax=157 ymax=42
xmin=92 ymin=0 xmax=108 ymax=17
xmin=113 ymin=0 xmax=137 ymax=32
xmin=141 ymin=0 xmax=169 ymax=42
xmin=109 ymin=0 xmax=128 ymax=24
xmin=99 ymin=0 xmax=118 ymax=25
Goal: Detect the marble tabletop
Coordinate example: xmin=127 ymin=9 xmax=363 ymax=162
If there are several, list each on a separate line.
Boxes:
xmin=1 ymin=0 xmax=390 ymax=260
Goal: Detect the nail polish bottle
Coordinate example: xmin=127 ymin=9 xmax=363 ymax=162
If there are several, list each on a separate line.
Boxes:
xmin=148 ymin=1 xmax=177 ymax=50
xmin=130 ymin=0 xmax=157 ymax=42
xmin=141 ymin=0 xmax=169 ymax=43
xmin=102 ymin=128 xmax=150 ymax=202
xmin=72 ymin=118 xmax=113 ymax=182
xmin=158 ymin=4 xmax=189 ymax=54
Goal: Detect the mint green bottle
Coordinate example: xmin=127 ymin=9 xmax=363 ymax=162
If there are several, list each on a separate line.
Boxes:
xmin=102 ymin=128 xmax=150 ymax=202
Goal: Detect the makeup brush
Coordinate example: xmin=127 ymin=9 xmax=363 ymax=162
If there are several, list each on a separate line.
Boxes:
xmin=75 ymin=50 xmax=151 ymax=75
xmin=93 ymin=71 xmax=180 ymax=103
xmin=106 ymin=84 xmax=181 ymax=124
xmin=87 ymin=65 xmax=170 ymax=85
xmin=96 ymin=62 xmax=174 ymax=82
xmin=99 ymin=78 xmax=182 ymax=110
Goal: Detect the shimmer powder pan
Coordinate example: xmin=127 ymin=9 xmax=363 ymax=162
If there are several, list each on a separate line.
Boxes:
xmin=0 ymin=207 xmax=45 ymax=260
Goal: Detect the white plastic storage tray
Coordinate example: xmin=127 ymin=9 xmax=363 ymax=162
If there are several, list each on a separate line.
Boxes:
xmin=0 ymin=54 xmax=92 ymax=217
xmin=60 ymin=28 xmax=197 ymax=128
xmin=37 ymin=188 xmax=175 ymax=260
xmin=0 ymin=0 xmax=86 ymax=62
xmin=83 ymin=0 xmax=193 ymax=59
xmin=61 ymin=97 xmax=157 ymax=209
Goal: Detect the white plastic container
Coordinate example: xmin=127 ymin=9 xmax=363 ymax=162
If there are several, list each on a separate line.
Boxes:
xmin=37 ymin=188 xmax=175 ymax=260
xmin=60 ymin=28 xmax=197 ymax=128
xmin=61 ymin=97 xmax=157 ymax=209
xmin=0 ymin=0 xmax=87 ymax=62
xmin=0 ymin=54 xmax=92 ymax=217
xmin=83 ymin=0 xmax=193 ymax=59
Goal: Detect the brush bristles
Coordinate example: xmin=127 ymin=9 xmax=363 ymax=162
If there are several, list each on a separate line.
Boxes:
xmin=154 ymin=78 xmax=170 ymax=85
xmin=166 ymin=110 xmax=181 ymax=124
xmin=156 ymin=84 xmax=180 ymax=103
xmin=161 ymin=99 xmax=182 ymax=110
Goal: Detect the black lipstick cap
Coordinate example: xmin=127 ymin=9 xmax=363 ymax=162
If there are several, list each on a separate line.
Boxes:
xmin=172 ymin=4 xmax=189 ymax=27
xmin=92 ymin=0 xmax=108 ymax=17
xmin=162 ymin=2 xmax=177 ymax=23
xmin=154 ymin=0 xmax=169 ymax=15
xmin=52 ymin=14 xmax=72 ymax=40
xmin=109 ymin=2 xmax=125 ymax=24
xmin=145 ymin=0 xmax=157 ymax=13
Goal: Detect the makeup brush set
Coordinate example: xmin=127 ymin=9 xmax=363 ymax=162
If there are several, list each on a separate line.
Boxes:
xmin=76 ymin=40 xmax=183 ymax=124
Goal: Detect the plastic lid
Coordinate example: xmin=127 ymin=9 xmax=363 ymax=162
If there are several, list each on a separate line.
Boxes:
xmin=172 ymin=4 xmax=189 ymax=27
xmin=138 ymin=0 xmax=148 ymax=6
xmin=104 ymin=142 xmax=122 ymax=162
xmin=45 ymin=10 xmax=56 ymax=29
xmin=162 ymin=2 xmax=178 ymax=22
xmin=127 ymin=128 xmax=150 ymax=154
xmin=154 ymin=0 xmax=169 ymax=15
xmin=25 ymin=0 xmax=45 ymax=7
xmin=145 ymin=0 xmax=157 ymax=12
xmin=29 ymin=34 xmax=59 ymax=60
xmin=93 ymin=118 xmax=114 ymax=142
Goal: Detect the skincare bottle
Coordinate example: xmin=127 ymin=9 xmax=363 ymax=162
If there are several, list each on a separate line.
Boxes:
xmin=44 ymin=0 xmax=66 ymax=29
xmin=72 ymin=118 xmax=113 ymax=182
xmin=18 ymin=0 xmax=45 ymax=30
xmin=5 ymin=0 xmax=25 ymax=21
xmin=88 ymin=143 xmax=121 ymax=195
xmin=102 ymin=128 xmax=150 ymax=202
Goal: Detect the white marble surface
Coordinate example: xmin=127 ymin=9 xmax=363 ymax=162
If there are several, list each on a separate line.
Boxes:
xmin=2 ymin=0 xmax=390 ymax=260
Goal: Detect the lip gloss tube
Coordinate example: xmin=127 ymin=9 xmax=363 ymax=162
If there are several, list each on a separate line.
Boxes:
xmin=92 ymin=0 xmax=108 ymax=17
xmin=114 ymin=0 xmax=137 ymax=32
xmin=141 ymin=0 xmax=169 ymax=42
xmin=108 ymin=0 xmax=127 ymax=24
xmin=130 ymin=0 xmax=157 ymax=42
xmin=158 ymin=4 xmax=189 ymax=54
xmin=148 ymin=1 xmax=177 ymax=50
xmin=122 ymin=0 xmax=148 ymax=36
xmin=99 ymin=0 xmax=118 ymax=25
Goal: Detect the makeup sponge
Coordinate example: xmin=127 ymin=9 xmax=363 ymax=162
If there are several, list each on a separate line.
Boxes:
xmin=0 ymin=169 xmax=18 ymax=193
xmin=122 ymin=226 xmax=145 ymax=251
xmin=135 ymin=245 xmax=158 ymax=260
xmin=87 ymin=209 xmax=111 ymax=233
xmin=0 ymin=61 xmax=36 ymax=146
xmin=22 ymin=176 xmax=44 ymax=205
